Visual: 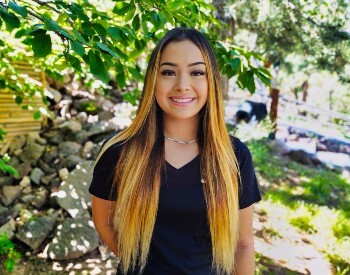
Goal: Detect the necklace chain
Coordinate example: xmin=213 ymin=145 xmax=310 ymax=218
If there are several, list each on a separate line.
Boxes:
xmin=164 ymin=135 xmax=197 ymax=145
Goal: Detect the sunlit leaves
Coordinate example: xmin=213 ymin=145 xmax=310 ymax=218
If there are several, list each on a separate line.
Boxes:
xmin=88 ymin=50 xmax=109 ymax=83
xmin=31 ymin=34 xmax=52 ymax=57
xmin=8 ymin=1 xmax=28 ymax=18
xmin=0 ymin=10 xmax=20 ymax=31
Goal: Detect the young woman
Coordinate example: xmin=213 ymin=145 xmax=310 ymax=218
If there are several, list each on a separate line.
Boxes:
xmin=89 ymin=28 xmax=261 ymax=275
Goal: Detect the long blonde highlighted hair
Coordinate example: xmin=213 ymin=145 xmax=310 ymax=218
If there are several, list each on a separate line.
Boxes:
xmin=96 ymin=28 xmax=240 ymax=274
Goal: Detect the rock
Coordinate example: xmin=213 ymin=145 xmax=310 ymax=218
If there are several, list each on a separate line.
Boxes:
xmin=73 ymin=130 xmax=89 ymax=144
xmin=58 ymin=120 xmax=82 ymax=133
xmin=27 ymin=132 xmax=46 ymax=145
xmin=81 ymin=141 xmax=94 ymax=159
xmin=58 ymin=141 xmax=82 ymax=158
xmin=16 ymin=162 xmax=32 ymax=179
xmin=58 ymin=168 xmax=69 ymax=181
xmin=62 ymin=155 xmax=84 ymax=170
xmin=9 ymin=135 xmax=26 ymax=154
xmin=0 ymin=176 xmax=14 ymax=187
xmin=42 ymin=146 xmax=58 ymax=163
xmin=42 ymin=130 xmax=60 ymax=139
xmin=31 ymin=187 xmax=49 ymax=209
xmin=38 ymin=159 xmax=56 ymax=174
xmin=49 ymin=134 xmax=65 ymax=145
xmin=268 ymin=139 xmax=290 ymax=155
xmin=16 ymin=213 xmax=58 ymax=250
xmin=41 ymin=173 xmax=57 ymax=185
xmin=0 ymin=219 xmax=16 ymax=239
xmin=46 ymin=87 xmax=63 ymax=104
xmin=287 ymin=150 xmax=314 ymax=166
xmin=20 ymin=143 xmax=45 ymax=164
xmin=98 ymin=110 xmax=114 ymax=121
xmin=19 ymin=176 xmax=31 ymax=189
xmin=316 ymin=151 xmax=350 ymax=169
xmin=0 ymin=205 xmax=11 ymax=225
xmin=13 ymin=149 xmax=23 ymax=156
xmin=30 ymin=168 xmax=45 ymax=185
xmin=21 ymin=194 xmax=35 ymax=203
xmin=45 ymin=216 xmax=99 ymax=260
xmin=1 ymin=185 xmax=22 ymax=206
xmin=57 ymin=161 xmax=94 ymax=218
xmin=76 ymin=112 xmax=88 ymax=123
xmin=8 ymin=156 xmax=20 ymax=168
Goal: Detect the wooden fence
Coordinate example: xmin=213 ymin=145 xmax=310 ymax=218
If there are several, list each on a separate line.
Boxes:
xmin=0 ymin=60 xmax=46 ymax=145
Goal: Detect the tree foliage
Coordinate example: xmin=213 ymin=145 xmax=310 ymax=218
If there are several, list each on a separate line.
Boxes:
xmin=226 ymin=0 xmax=350 ymax=82
xmin=0 ymin=0 xmax=271 ymax=112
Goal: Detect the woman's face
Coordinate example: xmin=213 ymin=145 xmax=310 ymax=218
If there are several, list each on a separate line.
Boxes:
xmin=155 ymin=39 xmax=208 ymax=121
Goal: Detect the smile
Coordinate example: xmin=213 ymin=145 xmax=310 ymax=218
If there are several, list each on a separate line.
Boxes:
xmin=170 ymin=97 xmax=196 ymax=103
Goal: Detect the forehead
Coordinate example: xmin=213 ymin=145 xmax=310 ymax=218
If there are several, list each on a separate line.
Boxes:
xmin=160 ymin=40 xmax=204 ymax=62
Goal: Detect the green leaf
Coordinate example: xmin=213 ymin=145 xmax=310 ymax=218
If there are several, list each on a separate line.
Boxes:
xmin=95 ymin=42 xmax=119 ymax=59
xmin=125 ymin=6 xmax=136 ymax=22
xmin=0 ymin=79 xmax=5 ymax=88
xmin=33 ymin=111 xmax=41 ymax=120
xmin=93 ymin=23 xmax=107 ymax=36
xmin=70 ymin=3 xmax=89 ymax=21
xmin=116 ymin=71 xmax=126 ymax=88
xmin=43 ymin=16 xmax=60 ymax=31
xmin=14 ymin=28 xmax=26 ymax=38
xmin=15 ymin=95 xmax=22 ymax=105
xmin=134 ymin=39 xmax=146 ymax=51
xmin=238 ymin=70 xmax=255 ymax=93
xmin=168 ymin=0 xmax=184 ymax=10
xmin=71 ymin=41 xmax=85 ymax=56
xmin=8 ymin=1 xmax=28 ymax=18
xmin=0 ymin=11 xmax=20 ymax=32
xmin=128 ymin=67 xmax=143 ymax=80
xmin=231 ymin=58 xmax=241 ymax=72
xmin=71 ymin=30 xmax=88 ymax=44
xmin=108 ymin=27 xmax=123 ymax=41
xmin=132 ymin=15 xmax=140 ymax=31
xmin=58 ymin=29 xmax=74 ymax=40
xmin=0 ymin=39 xmax=4 ymax=47
xmin=113 ymin=2 xmax=133 ymax=16
xmin=32 ymin=34 xmax=52 ymax=58
xmin=88 ymin=50 xmax=109 ymax=83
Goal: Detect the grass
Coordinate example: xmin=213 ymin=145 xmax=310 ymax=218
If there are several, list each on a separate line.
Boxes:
xmin=247 ymin=138 xmax=350 ymax=274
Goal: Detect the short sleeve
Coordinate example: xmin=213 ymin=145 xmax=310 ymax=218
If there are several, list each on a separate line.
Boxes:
xmin=88 ymin=141 xmax=122 ymax=201
xmin=231 ymin=137 xmax=261 ymax=209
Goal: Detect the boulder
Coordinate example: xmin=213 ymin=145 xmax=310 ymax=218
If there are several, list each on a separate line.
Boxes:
xmin=56 ymin=161 xmax=94 ymax=218
xmin=45 ymin=216 xmax=99 ymax=260
xmin=16 ymin=212 xmax=58 ymax=250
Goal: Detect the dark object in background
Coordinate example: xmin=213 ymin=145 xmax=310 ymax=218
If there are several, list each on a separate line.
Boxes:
xmin=235 ymin=100 xmax=268 ymax=124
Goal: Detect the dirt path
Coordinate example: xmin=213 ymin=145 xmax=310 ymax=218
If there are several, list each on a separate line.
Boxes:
xmin=254 ymin=203 xmax=334 ymax=274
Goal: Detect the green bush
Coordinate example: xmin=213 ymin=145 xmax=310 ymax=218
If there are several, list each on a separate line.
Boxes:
xmin=0 ymin=234 xmax=21 ymax=272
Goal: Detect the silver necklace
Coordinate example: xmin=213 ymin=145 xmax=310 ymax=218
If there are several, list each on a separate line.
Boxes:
xmin=164 ymin=135 xmax=198 ymax=145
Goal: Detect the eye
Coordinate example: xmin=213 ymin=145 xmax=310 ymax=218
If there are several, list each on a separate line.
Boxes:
xmin=161 ymin=70 xmax=176 ymax=76
xmin=191 ymin=70 xmax=205 ymax=76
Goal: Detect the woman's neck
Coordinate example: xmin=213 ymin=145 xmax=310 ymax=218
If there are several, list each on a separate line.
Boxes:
xmin=163 ymin=116 xmax=198 ymax=141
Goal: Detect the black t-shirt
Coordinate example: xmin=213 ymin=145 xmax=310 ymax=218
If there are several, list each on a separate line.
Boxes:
xmin=89 ymin=136 xmax=261 ymax=275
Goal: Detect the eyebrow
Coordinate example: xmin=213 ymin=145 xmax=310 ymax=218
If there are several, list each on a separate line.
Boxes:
xmin=160 ymin=61 xmax=206 ymax=67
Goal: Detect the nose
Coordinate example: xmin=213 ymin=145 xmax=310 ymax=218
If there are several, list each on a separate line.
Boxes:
xmin=176 ymin=74 xmax=190 ymax=92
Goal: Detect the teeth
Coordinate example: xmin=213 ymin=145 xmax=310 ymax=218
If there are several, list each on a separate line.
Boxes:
xmin=171 ymin=98 xmax=193 ymax=103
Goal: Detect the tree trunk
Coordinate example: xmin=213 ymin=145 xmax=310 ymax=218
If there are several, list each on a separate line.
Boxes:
xmin=269 ymin=88 xmax=280 ymax=139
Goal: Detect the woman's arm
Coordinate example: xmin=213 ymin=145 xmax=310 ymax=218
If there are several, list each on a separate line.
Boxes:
xmin=235 ymin=205 xmax=255 ymax=275
xmin=91 ymin=195 xmax=119 ymax=256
